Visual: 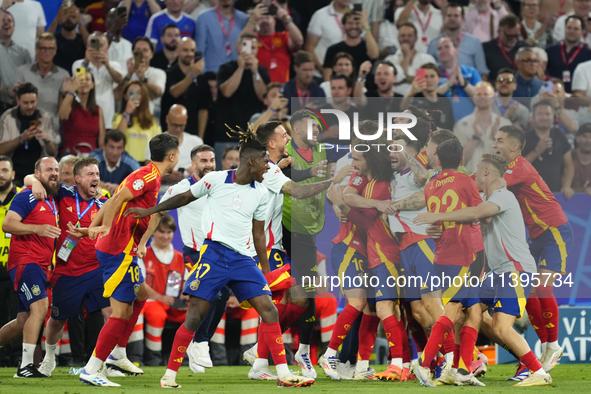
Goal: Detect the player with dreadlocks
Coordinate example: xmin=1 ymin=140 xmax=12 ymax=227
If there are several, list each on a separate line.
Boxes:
xmin=125 ymin=126 xmax=315 ymax=388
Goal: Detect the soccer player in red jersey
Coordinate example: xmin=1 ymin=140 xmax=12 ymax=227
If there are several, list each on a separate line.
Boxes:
xmin=73 ymin=134 xmax=180 ymax=386
xmin=0 ymin=157 xmax=60 ymax=378
xmin=493 ymin=125 xmax=573 ymax=374
xmin=24 ymin=158 xmax=110 ymax=377
xmin=412 ymin=139 xmax=485 ymax=387
xmin=321 ymin=139 xmax=405 ymax=381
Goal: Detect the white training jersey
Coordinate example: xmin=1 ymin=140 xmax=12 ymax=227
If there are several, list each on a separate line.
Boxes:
xmin=334 ymin=153 xmax=353 ymax=187
xmin=261 ymin=162 xmax=291 ymax=251
xmin=482 ymin=187 xmax=537 ymax=274
xmin=161 ymin=175 xmax=208 ymax=250
xmin=388 ymin=168 xmax=428 ymax=235
xmin=190 ymin=170 xmax=269 ymax=257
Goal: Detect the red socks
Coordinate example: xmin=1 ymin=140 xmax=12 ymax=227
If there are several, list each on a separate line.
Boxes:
xmin=357 ymin=314 xmax=380 ymax=361
xmin=441 ymin=329 xmax=456 ymax=354
xmin=459 ymin=326 xmax=478 ymax=373
xmin=94 ymin=317 xmax=128 ymax=361
xmin=452 ymin=343 xmax=460 ymax=369
xmin=398 ymin=318 xmax=411 ymax=363
xmin=167 ymin=323 xmax=196 ymax=372
xmin=280 ymin=303 xmax=307 ymax=333
xmin=256 ymin=322 xmax=269 ymax=359
xmin=328 ymin=305 xmax=361 ymax=351
xmin=520 ymin=350 xmax=543 ymax=373
xmin=261 ymin=322 xmax=287 ymax=365
xmin=420 ymin=316 xmax=454 ymax=368
xmin=117 ymin=299 xmax=146 ymax=348
xmin=537 ymin=286 xmax=559 ymax=342
xmin=527 ymin=293 xmax=548 ymax=344
xmin=382 ymin=316 xmax=403 ymax=359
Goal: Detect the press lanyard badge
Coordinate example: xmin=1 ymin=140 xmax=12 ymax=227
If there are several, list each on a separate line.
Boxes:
xmin=57 ymin=236 xmax=78 ymax=262
xmin=58 ymin=192 xmax=95 ymax=262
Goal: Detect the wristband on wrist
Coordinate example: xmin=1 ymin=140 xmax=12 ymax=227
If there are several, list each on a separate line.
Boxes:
xmin=248 ymin=18 xmax=257 ymax=26
xmin=0 ymin=7 xmax=8 ymax=13
xmin=122 ymin=113 xmax=131 ymax=125
xmin=284 ymin=16 xmax=293 ymax=25
xmin=67 ymin=90 xmax=76 ymax=97
xmin=18 ymin=135 xmax=23 ymax=144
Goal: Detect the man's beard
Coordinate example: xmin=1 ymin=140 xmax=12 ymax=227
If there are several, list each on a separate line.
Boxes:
xmin=0 ymin=180 xmax=12 ymax=192
xmin=164 ymin=43 xmax=177 ymax=51
xmin=40 ymin=179 xmax=59 ymax=196
xmin=197 ymin=167 xmax=214 ymax=178
xmin=62 ymin=20 xmax=77 ymax=31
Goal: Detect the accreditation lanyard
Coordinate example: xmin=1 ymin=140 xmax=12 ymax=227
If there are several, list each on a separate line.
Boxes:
xmin=334 ymin=14 xmax=345 ymax=38
xmin=561 ymin=42 xmax=584 ymax=67
xmin=494 ymin=96 xmax=514 ymax=116
xmin=498 ymin=39 xmax=516 ymax=68
xmin=74 ymin=191 xmax=95 ymax=227
xmin=46 ymin=197 xmax=58 ymax=226
xmin=296 ymin=85 xmax=310 ymax=107
xmin=216 ymin=7 xmax=235 ymax=56
xmin=414 ymin=7 xmax=432 ymax=45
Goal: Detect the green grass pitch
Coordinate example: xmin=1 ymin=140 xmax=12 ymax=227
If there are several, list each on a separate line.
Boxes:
xmin=1 ymin=364 xmax=591 ymax=393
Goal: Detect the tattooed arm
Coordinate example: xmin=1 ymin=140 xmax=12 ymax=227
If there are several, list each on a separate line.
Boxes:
xmin=281 ymin=179 xmax=334 ymax=199
xmin=402 ymin=149 xmax=430 ymax=187
xmin=392 ymin=190 xmax=426 ymax=211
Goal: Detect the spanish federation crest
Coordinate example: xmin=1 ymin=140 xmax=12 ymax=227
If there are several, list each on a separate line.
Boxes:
xmin=190 ymin=279 xmax=200 ymax=291
xmin=133 ymin=179 xmax=145 ymax=191
xmin=351 ymin=176 xmax=363 ymax=186
xmin=134 ymin=283 xmax=140 ymax=295
xmin=31 ymin=285 xmax=41 ymax=296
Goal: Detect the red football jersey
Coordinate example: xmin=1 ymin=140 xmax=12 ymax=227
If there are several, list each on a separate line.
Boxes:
xmin=256 ymin=32 xmax=292 ymax=83
xmin=96 ymin=163 xmax=161 ymax=256
xmin=504 ymin=155 xmax=568 ymax=239
xmin=7 ymin=189 xmax=59 ymax=272
xmin=425 ymin=170 xmax=483 ymax=266
xmin=55 ymin=185 xmax=108 ymax=276
xmin=332 ymin=173 xmax=369 ymax=256
xmin=364 ymin=179 xmax=400 ymax=269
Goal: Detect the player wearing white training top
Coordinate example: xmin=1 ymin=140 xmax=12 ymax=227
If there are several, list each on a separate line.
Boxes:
xmin=242 ymin=120 xmax=352 ymax=380
xmin=125 ymin=128 xmax=315 ymax=388
xmin=414 ymin=153 xmax=552 ymax=387
xmin=160 ymin=144 xmax=225 ymax=374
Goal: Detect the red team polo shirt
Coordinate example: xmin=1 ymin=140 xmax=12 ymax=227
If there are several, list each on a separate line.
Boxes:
xmin=55 ymin=185 xmax=108 ymax=277
xmin=7 ymin=188 xmax=58 ymax=272
xmin=504 ymin=155 xmax=568 ymax=239
xmin=96 ymin=163 xmax=161 ymax=257
xmin=425 ymin=170 xmax=483 ymax=267
xmin=257 ymin=32 xmax=291 ymax=83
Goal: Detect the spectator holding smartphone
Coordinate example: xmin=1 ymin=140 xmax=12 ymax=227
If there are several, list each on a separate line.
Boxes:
xmin=0 ymin=83 xmax=58 ymax=185
xmin=59 ymin=71 xmax=106 ymax=156
xmin=50 ymin=5 xmax=88 ymax=76
xmin=238 ymin=2 xmax=303 ymax=83
xmin=72 ymin=32 xmax=123 ymax=128
xmin=114 ymin=81 xmax=161 ymax=163
xmin=122 ymin=37 xmax=167 ymax=121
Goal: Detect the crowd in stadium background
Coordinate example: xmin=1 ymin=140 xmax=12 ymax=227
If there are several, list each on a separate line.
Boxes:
xmin=0 ymin=0 xmax=589 ymax=389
